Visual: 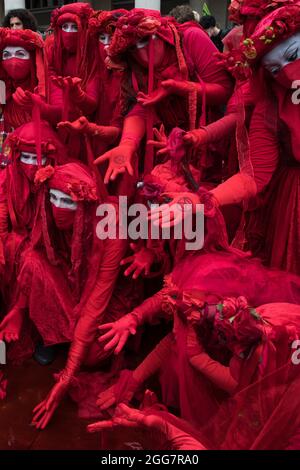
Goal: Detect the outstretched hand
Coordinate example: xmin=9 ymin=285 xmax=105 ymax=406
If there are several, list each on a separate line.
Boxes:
xmin=31 ymin=376 xmax=70 ymax=430
xmin=98 ymin=313 xmax=138 ymax=355
xmin=94 ymin=143 xmax=134 ymax=184
xmin=121 ymin=243 xmax=155 ymax=279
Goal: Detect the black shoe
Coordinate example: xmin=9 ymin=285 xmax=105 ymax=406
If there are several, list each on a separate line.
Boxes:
xmin=33 ymin=344 xmax=56 ymax=366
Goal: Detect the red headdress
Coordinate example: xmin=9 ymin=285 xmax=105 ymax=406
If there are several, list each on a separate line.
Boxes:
xmin=82 ymin=9 xmax=128 ymax=84
xmin=47 ymin=2 xmax=93 ymax=77
xmin=0 ymin=28 xmax=45 ymax=96
xmin=88 ymin=9 xmax=128 ymax=36
xmin=229 ymin=0 xmax=295 ymax=36
xmin=107 ymin=8 xmax=187 ymax=77
xmin=225 ymin=2 xmax=300 ymax=78
xmin=35 ymin=162 xmax=97 ymax=202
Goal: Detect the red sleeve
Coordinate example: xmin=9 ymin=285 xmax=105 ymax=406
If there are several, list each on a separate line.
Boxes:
xmin=183 ymin=27 xmax=233 ymax=100
xmin=205 ymin=113 xmax=237 ymax=142
xmin=249 ymin=100 xmax=279 ymax=192
xmin=63 ymin=237 xmax=128 ymax=377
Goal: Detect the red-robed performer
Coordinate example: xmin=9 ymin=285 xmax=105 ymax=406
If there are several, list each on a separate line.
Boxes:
xmin=90 ymin=300 xmax=300 ymax=450
xmin=163 ymin=2 xmax=300 ymax=274
xmin=14 ymin=3 xmax=97 ymax=131
xmin=0 ymin=121 xmax=67 ymax=310
xmin=182 ymin=1 xmax=291 ymax=178
xmin=26 ymin=161 xmax=131 ymax=429
xmin=1 ymin=162 xmax=128 ymax=368
xmin=94 ymin=202 xmax=300 ymax=429
xmin=57 ymin=9 xmax=137 ymax=196
xmin=0 ymin=28 xmax=45 ymax=133
xmin=58 ymin=9 xmax=128 ymax=156
xmin=92 ymin=8 xmax=233 ymax=186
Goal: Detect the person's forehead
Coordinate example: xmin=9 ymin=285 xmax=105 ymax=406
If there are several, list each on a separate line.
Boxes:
xmin=50 ymin=188 xmax=72 ymax=198
xmin=10 ymin=17 xmax=22 ymax=23
xmin=21 ymin=152 xmax=37 ymax=157
xmin=3 ymin=46 xmax=28 ymax=52
xmin=263 ymin=34 xmax=300 ymax=63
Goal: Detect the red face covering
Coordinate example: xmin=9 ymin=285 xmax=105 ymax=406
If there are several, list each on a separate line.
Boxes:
xmin=132 ymin=37 xmax=166 ymax=69
xmin=61 ymin=31 xmax=78 ymax=53
xmin=51 ymin=205 xmax=76 ymax=231
xmin=275 ymin=59 xmax=300 ymax=89
xmin=19 ymin=162 xmax=38 ymax=182
xmin=2 ymin=58 xmax=31 ymax=81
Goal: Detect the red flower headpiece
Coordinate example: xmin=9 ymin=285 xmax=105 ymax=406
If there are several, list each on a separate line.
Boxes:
xmin=0 ymin=28 xmax=44 ymax=52
xmin=229 ymin=0 xmax=294 ymax=25
xmin=222 ymin=2 xmax=300 ymax=80
xmin=50 ymin=2 xmax=93 ymax=30
xmin=88 ymin=9 xmax=128 ymax=36
xmin=108 ymin=8 xmax=176 ymax=59
xmin=214 ymin=296 xmax=267 ymax=355
xmin=6 ymin=121 xmax=66 ymax=163
xmin=35 ymin=162 xmax=97 ymax=202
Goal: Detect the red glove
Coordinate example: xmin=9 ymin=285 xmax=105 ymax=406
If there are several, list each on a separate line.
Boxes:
xmin=13 ymin=87 xmax=43 ymax=110
xmin=94 ymin=115 xmax=145 ymax=183
xmin=183 ymin=128 xmax=209 ymax=148
xmin=0 ymin=305 xmax=24 ymax=343
xmin=97 ymin=334 xmax=173 ymax=412
xmin=98 ymin=312 xmax=138 ymax=355
xmin=13 ymin=87 xmax=62 ymax=124
xmin=211 ymin=173 xmax=257 ymax=206
xmin=147 ymin=124 xmax=169 ymax=158
xmin=137 ymin=79 xmax=230 ymax=107
xmin=149 ymin=192 xmax=201 ymax=229
xmin=58 ymin=117 xmax=120 ymax=143
xmin=137 ymin=88 xmax=169 ymax=107
xmin=120 ymin=242 xmax=156 ymax=279
xmin=97 ymin=285 xmax=168 ymax=355
xmin=32 ymin=373 xmax=71 ymax=429
xmin=96 ymin=370 xmax=140 ymax=410
xmin=94 ymin=142 xmax=135 ymax=184
xmin=52 ymin=76 xmax=97 ymax=115
xmin=161 ymin=79 xmax=230 ymax=105
xmin=88 ymin=403 xmax=206 ymax=450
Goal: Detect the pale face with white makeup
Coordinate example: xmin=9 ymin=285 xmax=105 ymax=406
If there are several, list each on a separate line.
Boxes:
xmin=2 ymin=46 xmax=30 ymax=61
xmin=99 ymin=32 xmax=111 ymax=47
xmin=61 ymin=22 xmax=78 ymax=33
xmin=20 ymin=152 xmax=47 ymax=166
xmin=262 ymin=32 xmax=300 ymax=76
xmin=49 ymin=189 xmax=78 ymax=210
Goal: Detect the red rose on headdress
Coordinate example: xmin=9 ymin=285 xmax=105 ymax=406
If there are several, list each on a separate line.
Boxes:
xmin=215 ymin=296 xmax=264 ymax=355
xmin=229 ymin=0 xmax=244 ymax=24
xmin=34 ymin=165 xmax=55 ymax=185
xmin=66 ymin=180 xmax=97 ymax=202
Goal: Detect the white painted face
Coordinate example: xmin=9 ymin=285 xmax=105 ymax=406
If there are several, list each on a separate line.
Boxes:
xmin=262 ymin=33 xmax=300 ymax=76
xmin=2 ymin=46 xmax=30 ymax=61
xmin=49 ymin=189 xmax=78 ymax=210
xmin=99 ymin=32 xmax=111 ymax=46
xmin=20 ymin=152 xmax=47 ymax=165
xmin=61 ymin=22 xmax=78 ymax=33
